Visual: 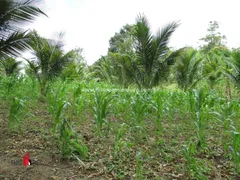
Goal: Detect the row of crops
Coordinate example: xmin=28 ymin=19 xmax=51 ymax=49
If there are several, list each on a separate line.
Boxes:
xmin=1 ymin=76 xmax=240 ymax=179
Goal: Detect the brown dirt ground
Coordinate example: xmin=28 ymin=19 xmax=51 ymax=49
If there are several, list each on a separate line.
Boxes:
xmin=0 ymin=102 xmax=111 ymax=180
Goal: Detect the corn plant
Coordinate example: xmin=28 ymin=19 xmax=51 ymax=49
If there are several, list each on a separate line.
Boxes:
xmin=151 ymin=94 xmax=164 ymax=143
xmin=129 ymin=92 xmax=150 ymax=143
xmin=182 ymin=142 xmax=196 ymax=173
xmin=182 ymin=142 xmax=207 ymax=179
xmin=8 ymin=97 xmax=26 ymax=132
xmin=45 ymin=83 xmax=88 ymax=159
xmin=73 ymin=84 xmax=82 ymax=102
xmin=46 ymin=83 xmax=68 ymax=118
xmin=50 ymin=95 xmax=88 ymax=159
xmin=73 ymin=84 xmax=85 ymax=118
xmin=113 ymin=123 xmax=133 ymax=157
xmin=112 ymin=92 xmax=131 ymax=120
xmin=164 ymin=91 xmax=183 ymax=121
xmin=53 ymin=101 xmax=70 ymax=134
xmin=57 ymin=118 xmax=88 ymax=159
xmin=136 ymin=151 xmax=144 ymax=180
xmin=210 ymin=100 xmax=235 ymax=151
xmin=189 ymin=88 xmax=209 ymax=148
xmin=130 ymin=92 xmax=149 ymax=126
xmin=93 ymin=90 xmax=113 ymax=135
xmin=229 ymin=131 xmax=240 ymax=174
xmin=0 ymin=76 xmax=22 ymax=101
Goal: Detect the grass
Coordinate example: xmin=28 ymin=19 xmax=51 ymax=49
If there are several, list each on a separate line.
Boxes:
xmin=1 ymin=76 xmax=240 ymax=179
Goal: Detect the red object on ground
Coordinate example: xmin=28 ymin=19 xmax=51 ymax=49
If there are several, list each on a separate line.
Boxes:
xmin=23 ymin=152 xmax=31 ymax=166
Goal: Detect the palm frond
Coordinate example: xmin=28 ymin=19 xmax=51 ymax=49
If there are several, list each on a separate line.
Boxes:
xmin=223 ymin=69 xmax=240 ymax=88
xmin=25 ymin=58 xmax=39 ymax=76
xmin=175 ymin=48 xmax=203 ymax=90
xmin=133 ymin=14 xmax=153 ymax=73
xmin=155 ymin=21 xmax=180 ymax=59
xmin=0 ymin=0 xmax=47 ymax=36
xmin=132 ymin=14 xmax=179 ymax=88
xmin=165 ymin=48 xmax=184 ymax=65
xmin=0 ymin=30 xmax=32 ymax=57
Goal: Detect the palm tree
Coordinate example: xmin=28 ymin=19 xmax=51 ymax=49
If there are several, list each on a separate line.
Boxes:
xmin=26 ymin=31 xmax=76 ymax=95
xmin=91 ymin=14 xmax=179 ymax=89
xmin=132 ymin=14 xmax=179 ymax=89
xmin=175 ymin=47 xmax=203 ymax=91
xmin=91 ymin=56 xmax=117 ymax=84
xmin=0 ymin=57 xmax=21 ymax=76
xmin=224 ymin=48 xmax=240 ymax=89
xmin=204 ymin=47 xmax=232 ymax=100
xmin=0 ymin=0 xmax=46 ymax=57
xmin=91 ymin=53 xmax=138 ymax=88
xmin=60 ymin=48 xmax=87 ymax=81
xmin=202 ymin=52 xmax=223 ymax=89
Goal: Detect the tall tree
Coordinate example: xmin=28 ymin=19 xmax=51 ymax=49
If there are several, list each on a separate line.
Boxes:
xmin=132 ymin=14 xmax=179 ymax=89
xmin=200 ymin=21 xmax=232 ymax=99
xmin=26 ymin=31 xmax=76 ymax=95
xmin=92 ymin=15 xmax=179 ymax=89
xmin=175 ymin=47 xmax=203 ymax=91
xmin=108 ymin=24 xmax=135 ymax=56
xmin=0 ymin=0 xmax=46 ymax=57
xmin=203 ymin=53 xmax=222 ymax=89
xmin=199 ymin=21 xmax=226 ymax=53
xmin=60 ymin=48 xmax=87 ymax=81
xmin=90 ymin=56 xmax=117 ymax=84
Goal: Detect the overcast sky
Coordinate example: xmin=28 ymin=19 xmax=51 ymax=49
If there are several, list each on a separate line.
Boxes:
xmin=28 ymin=0 xmax=240 ymax=65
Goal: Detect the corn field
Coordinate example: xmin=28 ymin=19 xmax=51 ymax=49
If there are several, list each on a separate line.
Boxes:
xmin=1 ymin=76 xmax=240 ymax=179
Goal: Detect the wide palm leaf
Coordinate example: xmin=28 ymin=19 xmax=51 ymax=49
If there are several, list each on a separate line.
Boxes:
xmin=0 ymin=0 xmax=46 ymax=57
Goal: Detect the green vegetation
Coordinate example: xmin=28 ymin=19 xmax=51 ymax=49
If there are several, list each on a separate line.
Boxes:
xmin=0 ymin=0 xmax=46 ymax=57
xmin=1 ymin=2 xmax=240 ymax=179
xmin=1 ymin=77 xmax=240 ymax=179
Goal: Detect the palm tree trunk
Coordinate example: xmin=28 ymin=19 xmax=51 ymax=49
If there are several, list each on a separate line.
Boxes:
xmin=225 ymin=77 xmax=231 ymax=101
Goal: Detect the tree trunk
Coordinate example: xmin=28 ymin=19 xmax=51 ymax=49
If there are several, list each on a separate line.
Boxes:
xmin=225 ymin=77 xmax=231 ymax=101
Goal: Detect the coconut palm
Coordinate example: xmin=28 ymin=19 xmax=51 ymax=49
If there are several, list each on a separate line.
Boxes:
xmin=91 ymin=14 xmax=179 ymax=89
xmin=108 ymin=53 xmax=138 ymax=88
xmin=91 ymin=53 xmax=139 ymax=87
xmin=91 ymin=56 xmax=117 ymax=84
xmin=175 ymin=47 xmax=203 ymax=91
xmin=26 ymin=31 xmax=76 ymax=95
xmin=204 ymin=47 xmax=232 ymax=99
xmin=0 ymin=0 xmax=46 ymax=57
xmin=132 ymin=14 xmax=179 ymax=89
xmin=202 ymin=52 xmax=223 ymax=89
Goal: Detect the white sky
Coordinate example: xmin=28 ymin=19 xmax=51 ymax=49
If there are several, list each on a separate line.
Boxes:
xmin=28 ymin=0 xmax=240 ymax=65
